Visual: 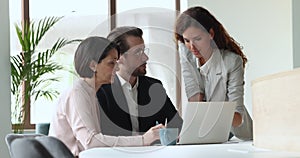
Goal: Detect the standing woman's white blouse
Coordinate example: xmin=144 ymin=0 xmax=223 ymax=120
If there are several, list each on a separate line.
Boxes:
xmin=49 ymin=78 xmax=143 ymax=156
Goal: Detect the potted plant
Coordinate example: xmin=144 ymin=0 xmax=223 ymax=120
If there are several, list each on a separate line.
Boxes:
xmin=11 ymin=16 xmax=79 ymax=133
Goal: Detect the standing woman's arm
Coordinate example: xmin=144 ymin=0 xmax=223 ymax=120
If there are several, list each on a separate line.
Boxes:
xmin=226 ymin=54 xmax=253 ymax=140
xmin=178 ymin=42 xmax=204 ymax=101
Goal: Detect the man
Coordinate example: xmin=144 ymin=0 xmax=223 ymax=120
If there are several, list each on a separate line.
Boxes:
xmin=97 ymin=26 xmax=182 ymax=136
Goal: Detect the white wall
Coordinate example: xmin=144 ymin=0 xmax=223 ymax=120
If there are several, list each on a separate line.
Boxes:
xmin=0 ymin=0 xmax=12 ymax=157
xmin=187 ymin=0 xmax=294 ymax=116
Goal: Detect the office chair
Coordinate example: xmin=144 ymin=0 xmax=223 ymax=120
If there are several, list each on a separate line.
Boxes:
xmin=10 ymin=138 xmax=53 ymax=158
xmin=5 ymin=134 xmax=74 ymax=158
xmin=36 ymin=136 xmax=74 ymax=158
xmin=5 ymin=133 xmax=45 ymax=157
xmin=36 ymin=123 xmax=50 ymax=135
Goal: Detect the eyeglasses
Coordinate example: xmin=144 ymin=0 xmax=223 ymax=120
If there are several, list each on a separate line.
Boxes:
xmin=125 ymin=47 xmax=149 ymax=56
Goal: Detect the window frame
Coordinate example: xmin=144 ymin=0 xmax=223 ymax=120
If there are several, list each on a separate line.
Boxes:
xmin=18 ymin=0 xmax=181 ymax=130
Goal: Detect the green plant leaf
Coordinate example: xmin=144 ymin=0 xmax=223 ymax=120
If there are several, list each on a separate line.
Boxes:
xmin=11 ymin=16 xmax=80 ymax=131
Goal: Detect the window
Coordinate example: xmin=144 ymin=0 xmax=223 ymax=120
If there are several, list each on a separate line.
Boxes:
xmin=29 ymin=0 xmax=109 ymax=124
xmin=115 ymin=0 xmax=184 ymax=109
xmin=9 ymin=0 xmax=109 ymax=127
xmin=10 ymin=0 xmax=184 ymax=129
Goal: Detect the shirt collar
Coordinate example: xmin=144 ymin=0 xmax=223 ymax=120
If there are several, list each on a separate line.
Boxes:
xmin=78 ymin=78 xmax=96 ymax=95
xmin=117 ymin=73 xmax=139 ymax=90
xmin=199 ymin=49 xmax=219 ymax=76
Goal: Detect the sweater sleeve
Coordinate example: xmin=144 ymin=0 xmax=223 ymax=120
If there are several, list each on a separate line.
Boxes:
xmin=225 ymin=54 xmax=253 ymax=140
xmin=67 ymin=87 xmax=143 ymax=150
xmin=178 ymin=42 xmax=204 ymax=98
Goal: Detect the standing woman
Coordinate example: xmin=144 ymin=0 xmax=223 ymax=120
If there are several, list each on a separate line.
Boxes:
xmin=49 ymin=37 xmax=163 ymax=157
xmin=175 ymin=6 xmax=252 ymax=140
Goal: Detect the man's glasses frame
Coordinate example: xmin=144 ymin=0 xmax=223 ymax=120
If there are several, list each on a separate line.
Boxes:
xmin=124 ymin=47 xmax=149 ymax=56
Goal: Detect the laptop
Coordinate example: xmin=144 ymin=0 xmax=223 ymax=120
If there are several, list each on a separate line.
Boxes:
xmin=178 ymin=102 xmax=237 ymax=145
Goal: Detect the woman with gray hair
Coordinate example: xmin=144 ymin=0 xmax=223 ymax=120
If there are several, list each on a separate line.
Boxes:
xmin=49 ymin=36 xmax=164 ymax=157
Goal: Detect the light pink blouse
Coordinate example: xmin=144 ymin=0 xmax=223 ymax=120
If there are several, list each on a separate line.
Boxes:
xmin=48 ymin=79 xmax=143 ymax=156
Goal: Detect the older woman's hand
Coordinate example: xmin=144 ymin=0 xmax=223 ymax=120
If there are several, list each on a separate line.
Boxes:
xmin=142 ymin=124 xmax=165 ymax=146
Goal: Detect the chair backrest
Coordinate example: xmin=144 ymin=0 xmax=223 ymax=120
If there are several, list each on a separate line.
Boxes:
xmin=36 ymin=136 xmax=74 ymax=158
xmin=5 ymin=134 xmax=74 ymax=158
xmin=10 ymin=138 xmax=53 ymax=158
xmin=36 ymin=123 xmax=50 ymax=135
xmin=5 ymin=133 xmax=45 ymax=157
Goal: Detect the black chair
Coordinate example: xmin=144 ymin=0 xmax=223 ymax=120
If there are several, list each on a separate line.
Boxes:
xmin=36 ymin=136 xmax=74 ymax=158
xmin=5 ymin=134 xmax=74 ymax=158
xmin=36 ymin=123 xmax=50 ymax=135
xmin=5 ymin=133 xmax=45 ymax=157
xmin=10 ymin=138 xmax=53 ymax=158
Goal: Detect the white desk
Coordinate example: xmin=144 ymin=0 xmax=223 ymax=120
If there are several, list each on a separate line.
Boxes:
xmin=79 ymin=141 xmax=300 ymax=158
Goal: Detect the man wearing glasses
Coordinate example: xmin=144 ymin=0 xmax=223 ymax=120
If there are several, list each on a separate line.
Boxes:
xmin=97 ymin=26 xmax=182 ymax=138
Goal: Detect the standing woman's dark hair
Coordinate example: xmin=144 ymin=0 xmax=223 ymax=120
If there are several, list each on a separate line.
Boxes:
xmin=175 ymin=6 xmax=247 ymax=67
xmin=74 ymin=36 xmax=120 ymax=78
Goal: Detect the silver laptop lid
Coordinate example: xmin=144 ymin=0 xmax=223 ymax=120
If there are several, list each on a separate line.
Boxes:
xmin=178 ymin=102 xmax=236 ymax=145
